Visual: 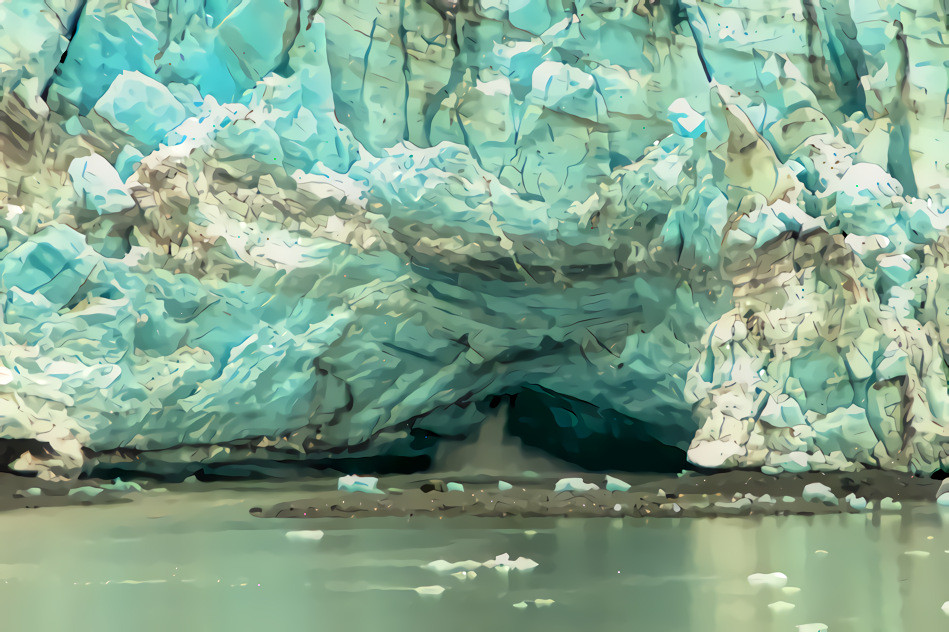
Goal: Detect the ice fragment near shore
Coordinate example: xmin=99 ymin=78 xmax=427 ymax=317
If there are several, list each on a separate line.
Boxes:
xmin=803 ymin=483 xmax=838 ymax=506
xmin=100 ymin=478 xmax=143 ymax=493
xmin=338 ymin=476 xmax=383 ymax=495
xmin=845 ymin=494 xmax=868 ymax=511
xmin=605 ymin=475 xmax=631 ymax=492
xmin=879 ymin=498 xmax=902 ymax=511
xmin=67 ymin=486 xmax=103 ymax=498
xmin=554 ymin=478 xmax=599 ymax=493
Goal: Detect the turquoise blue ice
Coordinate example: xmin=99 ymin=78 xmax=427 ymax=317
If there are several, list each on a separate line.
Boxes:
xmin=0 ymin=0 xmax=946 ymax=478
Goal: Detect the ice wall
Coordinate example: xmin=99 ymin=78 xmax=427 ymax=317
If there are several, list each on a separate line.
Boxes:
xmin=0 ymin=0 xmax=946 ymax=479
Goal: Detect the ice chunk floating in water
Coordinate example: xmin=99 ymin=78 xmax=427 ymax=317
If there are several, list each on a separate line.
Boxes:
xmin=414 ymin=586 xmax=446 ymax=596
xmin=483 ymin=554 xmax=539 ymax=571
xmin=748 ymin=572 xmax=788 ymax=587
xmin=285 ymin=530 xmax=324 ymax=542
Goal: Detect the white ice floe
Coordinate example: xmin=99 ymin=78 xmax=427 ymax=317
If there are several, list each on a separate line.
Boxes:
xmin=514 ymin=599 xmax=555 ymax=608
xmin=483 ymin=553 xmax=539 ymax=571
xmin=554 ymin=478 xmax=599 ymax=493
xmin=936 ymin=480 xmax=949 ymax=506
xmin=425 ymin=560 xmax=481 ymax=573
xmin=605 ymin=475 xmax=631 ymax=492
xmin=414 ymin=585 xmax=445 ymax=596
xmin=845 ymin=493 xmax=868 ymax=511
xmin=426 ymin=555 xmax=537 ymax=573
xmin=768 ymin=601 xmax=795 ymax=612
xmin=747 ymin=572 xmax=788 ymax=587
xmin=337 ymin=475 xmax=384 ymax=494
xmin=802 ymin=483 xmax=838 ymax=505
xmin=879 ymin=498 xmax=902 ymax=511
xmin=285 ymin=530 xmax=324 ymax=542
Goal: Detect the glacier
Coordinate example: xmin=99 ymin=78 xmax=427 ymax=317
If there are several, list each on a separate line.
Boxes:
xmin=0 ymin=0 xmax=946 ymax=480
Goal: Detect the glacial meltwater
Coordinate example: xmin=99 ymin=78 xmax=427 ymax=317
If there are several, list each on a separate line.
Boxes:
xmin=0 ymin=482 xmax=946 ymax=632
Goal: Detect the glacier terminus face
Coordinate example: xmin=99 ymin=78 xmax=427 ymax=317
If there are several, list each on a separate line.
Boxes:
xmin=0 ymin=0 xmax=946 ymax=479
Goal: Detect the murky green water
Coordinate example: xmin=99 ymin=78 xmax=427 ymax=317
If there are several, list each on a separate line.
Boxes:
xmin=1 ymin=482 xmax=947 ymax=632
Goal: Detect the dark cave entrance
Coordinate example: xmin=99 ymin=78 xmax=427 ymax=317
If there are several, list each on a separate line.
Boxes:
xmin=504 ymin=387 xmax=689 ymax=473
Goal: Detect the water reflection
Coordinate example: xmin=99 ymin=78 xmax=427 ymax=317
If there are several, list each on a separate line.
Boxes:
xmin=0 ymin=484 xmax=946 ymax=632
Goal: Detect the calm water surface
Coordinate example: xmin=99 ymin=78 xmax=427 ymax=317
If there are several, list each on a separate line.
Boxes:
xmin=1 ymin=482 xmax=947 ymax=632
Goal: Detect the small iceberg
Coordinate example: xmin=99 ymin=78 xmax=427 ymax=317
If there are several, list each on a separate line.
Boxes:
xmin=100 ymin=478 xmax=144 ymax=492
xmin=414 ymin=585 xmax=445 ymax=596
xmin=845 ymin=493 xmax=868 ymax=511
xmin=880 ymin=497 xmax=902 ymax=511
xmin=554 ymin=478 xmax=599 ymax=493
xmin=802 ymin=483 xmax=838 ymax=506
xmin=338 ymin=475 xmax=384 ymax=494
xmin=796 ymin=624 xmax=828 ymax=632
xmin=286 ymin=530 xmax=324 ymax=542
xmin=605 ymin=475 xmax=631 ymax=492
xmin=513 ymin=599 xmax=555 ymax=608
xmin=68 ymin=487 xmax=104 ymax=498
xmin=446 ymin=482 xmax=464 ymax=492
xmin=425 ymin=560 xmax=482 ymax=573
xmin=498 ymin=481 xmax=513 ymax=491
xmin=936 ymin=480 xmax=949 ymax=506
xmin=748 ymin=572 xmax=788 ymax=587
xmin=483 ymin=553 xmax=538 ymax=571
xmin=768 ymin=601 xmax=795 ymax=612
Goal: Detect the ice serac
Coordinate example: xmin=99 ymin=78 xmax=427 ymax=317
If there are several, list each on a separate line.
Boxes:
xmin=0 ymin=0 xmax=946 ymax=479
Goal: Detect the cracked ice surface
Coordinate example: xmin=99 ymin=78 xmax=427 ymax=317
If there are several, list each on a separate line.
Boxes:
xmin=0 ymin=0 xmax=946 ymax=478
